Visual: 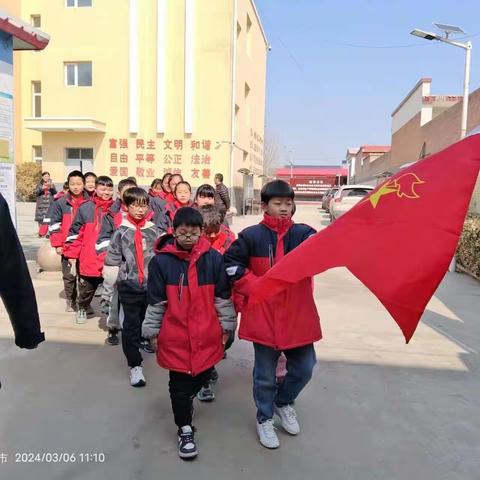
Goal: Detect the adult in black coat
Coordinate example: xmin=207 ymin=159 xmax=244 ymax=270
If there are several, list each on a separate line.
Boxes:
xmin=0 ymin=194 xmax=44 ymax=374
xmin=34 ymin=172 xmax=57 ymax=236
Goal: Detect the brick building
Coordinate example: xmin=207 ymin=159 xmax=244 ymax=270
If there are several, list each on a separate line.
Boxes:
xmin=350 ymin=78 xmax=480 ymax=213
xmin=347 ymin=145 xmax=390 ymax=185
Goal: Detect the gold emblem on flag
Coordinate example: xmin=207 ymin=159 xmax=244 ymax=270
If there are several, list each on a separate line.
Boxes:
xmin=368 ymin=173 xmax=425 ymax=208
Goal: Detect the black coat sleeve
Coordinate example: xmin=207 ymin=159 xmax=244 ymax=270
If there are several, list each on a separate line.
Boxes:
xmin=0 ymin=195 xmax=45 ymax=349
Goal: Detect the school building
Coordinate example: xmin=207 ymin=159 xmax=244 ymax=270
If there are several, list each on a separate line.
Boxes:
xmin=11 ymin=0 xmax=268 ymax=208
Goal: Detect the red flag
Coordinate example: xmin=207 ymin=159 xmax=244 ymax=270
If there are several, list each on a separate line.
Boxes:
xmin=251 ymin=134 xmax=480 ymax=342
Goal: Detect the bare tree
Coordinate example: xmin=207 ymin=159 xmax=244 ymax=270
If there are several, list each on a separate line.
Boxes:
xmin=263 ymin=132 xmax=282 ymax=178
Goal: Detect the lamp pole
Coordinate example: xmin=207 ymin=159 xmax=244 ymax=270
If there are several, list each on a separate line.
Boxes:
xmin=410 ymin=26 xmax=472 ymax=139
xmin=460 ymin=41 xmax=472 ymax=139
xmin=410 ymin=24 xmax=472 ymax=272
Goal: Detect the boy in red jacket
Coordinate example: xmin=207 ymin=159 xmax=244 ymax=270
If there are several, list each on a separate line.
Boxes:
xmin=49 ymin=170 xmax=89 ymax=312
xmin=224 ymin=180 xmax=319 ymax=449
xmin=63 ymin=175 xmax=114 ymax=323
xmin=195 ymin=204 xmax=236 ymax=402
xmin=142 ymin=207 xmax=237 ymax=460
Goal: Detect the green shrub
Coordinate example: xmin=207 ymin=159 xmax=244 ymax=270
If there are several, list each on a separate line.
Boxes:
xmin=457 ymin=215 xmax=480 ymax=279
xmin=16 ymin=162 xmax=42 ymax=202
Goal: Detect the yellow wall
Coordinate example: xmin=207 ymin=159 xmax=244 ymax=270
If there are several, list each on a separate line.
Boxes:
xmin=0 ymin=0 xmax=20 ymax=14
xmin=17 ymin=0 xmax=267 ymax=191
xmin=233 ymin=0 xmax=267 ymax=191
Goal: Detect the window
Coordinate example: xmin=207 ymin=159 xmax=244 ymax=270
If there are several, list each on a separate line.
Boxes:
xmin=66 ymin=0 xmax=92 ymax=7
xmin=246 ymin=14 xmax=252 ymax=32
xmin=32 ymin=81 xmax=41 ymax=117
xmin=246 ymin=14 xmax=252 ymax=57
xmin=32 ymin=146 xmax=43 ymax=165
xmin=66 ymin=148 xmax=94 ymax=174
xmin=65 ymin=62 xmax=92 ymax=86
xmin=244 ymin=82 xmax=250 ymax=98
xmin=346 ymin=188 xmax=372 ymax=197
xmin=235 ymin=104 xmax=240 ymax=117
xmin=236 ymin=21 xmax=242 ymax=38
xmin=31 ymin=15 xmax=41 ymax=28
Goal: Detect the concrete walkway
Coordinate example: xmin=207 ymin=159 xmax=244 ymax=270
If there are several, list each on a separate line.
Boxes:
xmin=0 ymin=203 xmax=479 ymax=479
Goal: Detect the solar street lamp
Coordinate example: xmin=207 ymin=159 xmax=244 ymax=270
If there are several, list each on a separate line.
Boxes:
xmin=411 ymin=23 xmax=472 ymax=139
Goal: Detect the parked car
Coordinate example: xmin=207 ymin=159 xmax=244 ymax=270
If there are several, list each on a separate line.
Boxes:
xmin=330 ymin=184 xmax=374 ymax=221
xmin=322 ymin=187 xmax=338 ymax=211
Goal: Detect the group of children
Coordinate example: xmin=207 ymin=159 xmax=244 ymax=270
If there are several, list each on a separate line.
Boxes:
xmin=44 ymin=172 xmax=321 ymax=460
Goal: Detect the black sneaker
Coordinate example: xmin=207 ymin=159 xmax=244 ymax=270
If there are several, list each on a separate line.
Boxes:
xmin=105 ymin=328 xmax=119 ymax=346
xmin=197 ymin=385 xmax=215 ymax=402
xmin=178 ymin=426 xmax=198 ymax=459
xmin=139 ymin=338 xmax=155 ymax=354
xmin=210 ymin=367 xmax=219 ymax=384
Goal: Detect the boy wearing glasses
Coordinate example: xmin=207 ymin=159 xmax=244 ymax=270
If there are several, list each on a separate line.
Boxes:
xmin=142 ymin=207 xmax=237 ymax=459
xmin=102 ymin=188 xmax=160 ymax=387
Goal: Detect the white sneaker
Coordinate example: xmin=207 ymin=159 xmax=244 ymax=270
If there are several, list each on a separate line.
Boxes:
xmin=274 ymin=404 xmax=300 ymax=435
xmin=256 ymin=419 xmax=280 ymax=449
xmin=130 ymin=366 xmax=146 ymax=387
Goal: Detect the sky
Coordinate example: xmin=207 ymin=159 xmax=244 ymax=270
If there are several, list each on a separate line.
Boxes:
xmin=255 ymin=0 xmax=480 ymax=166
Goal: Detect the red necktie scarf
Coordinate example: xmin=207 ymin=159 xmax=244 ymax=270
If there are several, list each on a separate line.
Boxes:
xmin=260 ymin=214 xmax=293 ymax=263
xmin=127 ymin=214 xmax=148 ymax=285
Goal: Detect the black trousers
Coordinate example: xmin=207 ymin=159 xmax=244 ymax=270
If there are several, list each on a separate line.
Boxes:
xmin=61 ymin=256 xmax=77 ymax=303
xmin=118 ymin=284 xmax=147 ymax=368
xmin=77 ymin=275 xmax=102 ymax=310
xmin=202 ymin=331 xmax=235 ymax=388
xmin=169 ymin=368 xmax=213 ymax=428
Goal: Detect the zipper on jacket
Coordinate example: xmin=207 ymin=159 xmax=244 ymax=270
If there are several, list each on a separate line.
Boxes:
xmin=178 ymin=273 xmax=185 ymax=301
xmin=268 ymin=244 xmax=274 ymax=267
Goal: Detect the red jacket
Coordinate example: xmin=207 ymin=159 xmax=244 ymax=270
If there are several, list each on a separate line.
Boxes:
xmin=165 ymin=200 xmax=193 ymax=223
xmin=148 ymin=188 xmax=168 ymax=201
xmin=63 ymin=196 xmax=114 ymax=277
xmin=224 ymin=214 xmax=321 ymax=350
xmin=206 ymin=224 xmax=235 ymax=255
xmin=49 ymin=192 xmax=89 ymax=248
xmin=54 ymin=191 xmax=66 ymax=201
xmin=165 ymin=192 xmax=175 ymax=205
xmin=148 ymin=236 xmax=233 ymax=375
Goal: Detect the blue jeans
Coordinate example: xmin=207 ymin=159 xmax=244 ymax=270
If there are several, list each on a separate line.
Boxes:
xmin=253 ymin=343 xmax=317 ymax=423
